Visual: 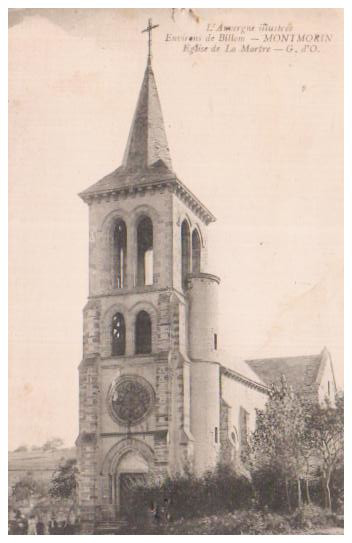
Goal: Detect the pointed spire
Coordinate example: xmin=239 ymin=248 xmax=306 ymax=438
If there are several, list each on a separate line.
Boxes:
xmin=122 ymin=22 xmax=172 ymax=172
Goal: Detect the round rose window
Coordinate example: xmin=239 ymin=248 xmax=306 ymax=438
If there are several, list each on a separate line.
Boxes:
xmin=108 ymin=375 xmax=155 ymax=425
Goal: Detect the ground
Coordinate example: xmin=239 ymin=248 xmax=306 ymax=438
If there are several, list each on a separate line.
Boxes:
xmin=95 ymin=509 xmax=344 ymax=535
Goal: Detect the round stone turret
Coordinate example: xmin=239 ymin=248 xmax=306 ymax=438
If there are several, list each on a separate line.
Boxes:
xmin=188 ymin=272 xmax=220 ymax=363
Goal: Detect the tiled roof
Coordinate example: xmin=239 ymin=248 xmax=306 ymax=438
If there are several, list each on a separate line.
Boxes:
xmin=122 ymin=58 xmax=172 ymax=171
xmin=223 ymin=355 xmax=268 ymax=387
xmin=79 ymin=160 xmax=176 ymax=197
xmin=246 ymin=353 xmax=323 ymax=390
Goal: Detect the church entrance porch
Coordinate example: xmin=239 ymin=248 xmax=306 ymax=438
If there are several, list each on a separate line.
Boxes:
xmin=114 ymin=451 xmax=149 ymax=517
xmin=118 ymin=472 xmax=148 ymax=516
xmin=100 ymin=439 xmax=155 ymax=523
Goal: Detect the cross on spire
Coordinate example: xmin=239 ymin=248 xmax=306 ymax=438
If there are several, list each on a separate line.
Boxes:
xmin=142 ymin=18 xmax=159 ymax=62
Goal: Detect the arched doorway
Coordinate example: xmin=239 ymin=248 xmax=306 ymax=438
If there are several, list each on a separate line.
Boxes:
xmin=101 ymin=438 xmax=154 ymax=519
xmin=115 ymin=451 xmax=149 ymax=516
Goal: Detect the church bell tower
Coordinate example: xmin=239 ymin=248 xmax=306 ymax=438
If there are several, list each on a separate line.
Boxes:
xmin=77 ymin=20 xmax=220 ymax=532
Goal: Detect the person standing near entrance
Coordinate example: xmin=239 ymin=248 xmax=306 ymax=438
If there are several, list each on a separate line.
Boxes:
xmin=36 ymin=517 xmax=45 ymax=535
xmin=27 ymin=516 xmax=37 ymax=535
xmin=161 ymin=498 xmax=171 ymax=523
xmin=147 ymin=502 xmax=155 ymax=527
xmin=148 ymin=501 xmax=161 ymax=525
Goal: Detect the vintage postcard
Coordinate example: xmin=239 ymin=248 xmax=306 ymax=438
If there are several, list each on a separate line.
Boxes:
xmin=8 ymin=7 xmax=343 ymax=535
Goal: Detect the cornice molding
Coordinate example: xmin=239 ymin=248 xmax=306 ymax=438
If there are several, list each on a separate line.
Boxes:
xmin=88 ymin=285 xmax=187 ymax=301
xmin=221 ymin=365 xmax=269 ymax=394
xmin=100 ymin=430 xmax=167 ymax=438
xmin=79 ymin=177 xmax=216 ymax=225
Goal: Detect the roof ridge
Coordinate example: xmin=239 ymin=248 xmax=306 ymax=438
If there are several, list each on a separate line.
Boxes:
xmin=247 ymin=353 xmax=321 ymax=363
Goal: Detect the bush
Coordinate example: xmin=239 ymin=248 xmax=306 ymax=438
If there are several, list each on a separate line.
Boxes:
xmin=164 ymin=507 xmax=336 ymax=535
xmin=251 ymin=466 xmax=288 ymax=511
xmin=330 ymin=464 xmax=344 ymax=513
xmin=11 ymin=475 xmax=47 ymax=503
xmin=288 ymin=504 xmax=332 ymax=531
xmin=124 ymin=463 xmax=254 ymax=526
xmin=113 ymin=505 xmax=342 ymax=535
xmin=124 ymin=511 xmax=292 ymax=535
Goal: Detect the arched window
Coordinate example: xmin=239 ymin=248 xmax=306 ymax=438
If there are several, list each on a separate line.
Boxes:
xmin=111 ymin=312 xmax=126 ymax=356
xmin=137 ymin=217 xmax=153 ymax=286
xmin=239 ymin=407 xmax=249 ymax=447
xmin=113 ymin=220 xmax=127 ymax=288
xmin=181 ymin=220 xmax=191 ymax=289
xmin=135 ymin=310 xmax=152 ymax=354
xmin=192 ymin=229 xmax=201 ymax=273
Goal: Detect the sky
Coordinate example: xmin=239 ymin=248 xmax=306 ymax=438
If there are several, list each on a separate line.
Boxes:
xmin=8 ymin=8 xmax=343 ymax=450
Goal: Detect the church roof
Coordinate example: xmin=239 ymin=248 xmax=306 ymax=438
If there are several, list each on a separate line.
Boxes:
xmin=245 ymin=350 xmax=329 ymax=390
xmin=79 ymin=161 xmax=176 ymax=197
xmin=122 ymin=58 xmax=172 ymax=171
xmin=223 ymin=356 xmax=267 ymax=386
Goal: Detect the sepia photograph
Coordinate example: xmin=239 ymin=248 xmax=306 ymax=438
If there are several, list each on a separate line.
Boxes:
xmin=7 ymin=6 xmax=344 ymax=535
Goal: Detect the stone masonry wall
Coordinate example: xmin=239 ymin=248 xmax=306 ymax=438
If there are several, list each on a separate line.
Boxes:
xmin=78 ymin=300 xmax=101 ymax=531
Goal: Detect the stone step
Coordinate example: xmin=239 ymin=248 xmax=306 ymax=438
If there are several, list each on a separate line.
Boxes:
xmin=95 ymin=520 xmax=129 ymax=534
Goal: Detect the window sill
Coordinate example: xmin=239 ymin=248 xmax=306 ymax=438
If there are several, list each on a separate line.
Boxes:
xmin=109 ymin=284 xmax=157 ymax=295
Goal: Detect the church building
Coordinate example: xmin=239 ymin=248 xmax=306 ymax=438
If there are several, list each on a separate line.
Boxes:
xmin=76 ymin=22 xmax=336 ymax=532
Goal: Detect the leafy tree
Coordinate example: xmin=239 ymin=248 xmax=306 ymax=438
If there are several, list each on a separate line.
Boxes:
xmin=42 ymin=437 xmax=64 ymax=451
xmin=13 ymin=445 xmax=28 ymax=453
xmin=330 ymin=461 xmax=344 ymax=513
xmin=12 ymin=473 xmax=46 ymax=502
xmin=304 ymin=392 xmax=343 ymax=511
xmin=249 ymin=376 xmax=310 ymax=511
xmin=49 ymin=458 xmax=78 ymax=500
